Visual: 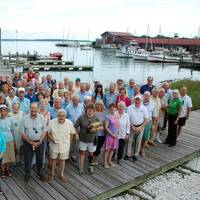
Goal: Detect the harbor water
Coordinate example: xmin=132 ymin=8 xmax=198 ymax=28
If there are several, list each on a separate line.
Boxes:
xmin=2 ymin=41 xmax=200 ymax=86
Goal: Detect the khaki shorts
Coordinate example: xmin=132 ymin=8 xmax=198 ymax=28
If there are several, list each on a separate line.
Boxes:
xmin=49 ymin=149 xmax=69 ymax=160
xmin=79 ymin=141 xmax=96 ymax=153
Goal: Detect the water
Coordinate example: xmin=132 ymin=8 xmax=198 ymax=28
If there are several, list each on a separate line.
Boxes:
xmin=2 ymin=41 xmax=200 ymax=86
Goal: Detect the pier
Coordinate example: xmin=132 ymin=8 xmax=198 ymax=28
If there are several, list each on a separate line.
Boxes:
xmin=0 ymin=110 xmax=200 ymax=200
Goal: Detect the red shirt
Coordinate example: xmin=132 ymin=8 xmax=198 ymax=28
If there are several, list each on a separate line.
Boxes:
xmin=116 ymin=95 xmax=131 ymax=107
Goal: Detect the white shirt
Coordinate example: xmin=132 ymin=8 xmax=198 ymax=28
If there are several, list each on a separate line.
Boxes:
xmin=116 ymin=112 xmax=130 ymax=139
xmin=150 ymin=96 xmax=161 ymax=117
xmin=143 ymin=101 xmax=157 ymax=121
xmin=180 ymin=95 xmax=192 ymax=118
xmin=127 ymin=104 xmax=148 ymax=126
xmin=47 ymin=118 xmax=76 ymax=154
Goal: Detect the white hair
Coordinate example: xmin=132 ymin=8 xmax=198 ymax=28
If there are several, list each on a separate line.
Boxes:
xmin=57 ymin=109 xmax=67 ymax=116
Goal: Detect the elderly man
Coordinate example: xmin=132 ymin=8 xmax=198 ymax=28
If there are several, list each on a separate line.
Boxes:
xmin=66 ymin=95 xmax=84 ymax=161
xmin=127 ymin=79 xmax=135 ymax=99
xmin=49 ymin=97 xmax=62 ymax=119
xmin=77 ymin=83 xmax=90 ymax=103
xmin=177 ymin=87 xmax=192 ymax=141
xmin=125 ymin=95 xmax=148 ymax=161
xmin=25 ymin=86 xmax=38 ymax=103
xmin=20 ymin=103 xmax=47 ymax=183
xmin=47 ymin=109 xmax=76 ymax=182
xmin=140 ymin=76 xmax=155 ymax=94
xmin=103 ymin=83 xmax=118 ymax=109
xmin=13 ymin=87 xmax=30 ymax=114
xmin=52 ymin=81 xmax=65 ymax=99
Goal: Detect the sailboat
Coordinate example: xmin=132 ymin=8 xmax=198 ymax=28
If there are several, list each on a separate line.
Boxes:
xmin=80 ymin=30 xmax=92 ymax=50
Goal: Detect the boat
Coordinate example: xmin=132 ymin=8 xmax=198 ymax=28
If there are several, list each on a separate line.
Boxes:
xmin=133 ymin=48 xmax=150 ymax=61
xmin=100 ymin=44 xmax=117 ymax=49
xmin=80 ymin=46 xmax=92 ymax=50
xmin=115 ymin=45 xmax=134 ymax=58
xmin=49 ymin=52 xmax=63 ymax=60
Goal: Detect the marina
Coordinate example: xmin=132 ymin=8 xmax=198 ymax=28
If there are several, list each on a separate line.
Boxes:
xmin=0 ymin=110 xmax=199 ymax=200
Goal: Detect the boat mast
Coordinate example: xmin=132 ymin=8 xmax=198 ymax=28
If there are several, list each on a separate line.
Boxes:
xmin=0 ymin=28 xmax=1 ymax=62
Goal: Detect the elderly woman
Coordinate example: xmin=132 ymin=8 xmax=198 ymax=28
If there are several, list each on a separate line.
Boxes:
xmin=75 ymin=103 xmax=102 ymax=175
xmin=164 ymin=89 xmax=182 ymax=147
xmin=116 ymin=102 xmax=130 ymax=164
xmin=0 ymin=105 xmax=15 ymax=178
xmin=116 ymin=87 xmax=131 ymax=107
xmin=92 ymin=100 xmax=106 ymax=165
xmin=140 ymin=91 xmax=157 ymax=157
xmin=10 ymin=103 xmax=23 ymax=163
xmin=104 ymin=103 xmax=119 ymax=168
xmin=47 ymin=109 xmax=76 ymax=182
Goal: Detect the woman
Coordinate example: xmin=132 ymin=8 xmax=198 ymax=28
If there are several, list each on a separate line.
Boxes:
xmin=62 ymin=91 xmax=71 ymax=109
xmin=116 ymin=87 xmax=131 ymax=107
xmin=92 ymin=84 xmax=104 ymax=103
xmin=37 ymin=92 xmax=45 ymax=102
xmin=10 ymin=103 xmax=23 ymax=163
xmin=45 ymin=88 xmax=54 ymax=107
xmin=0 ymin=105 xmax=15 ymax=178
xmin=75 ymin=103 xmax=102 ymax=175
xmin=164 ymin=89 xmax=182 ymax=147
xmin=115 ymin=102 xmax=130 ymax=164
xmin=6 ymin=88 xmax=17 ymax=111
xmin=92 ymin=100 xmax=106 ymax=165
xmin=104 ymin=103 xmax=119 ymax=168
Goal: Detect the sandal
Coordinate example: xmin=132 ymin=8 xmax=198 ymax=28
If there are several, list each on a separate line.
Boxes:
xmin=6 ymin=170 xmax=12 ymax=177
xmin=1 ymin=171 xmax=7 ymax=178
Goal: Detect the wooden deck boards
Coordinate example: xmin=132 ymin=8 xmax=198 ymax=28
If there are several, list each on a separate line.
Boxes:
xmin=1 ymin=110 xmax=200 ymax=200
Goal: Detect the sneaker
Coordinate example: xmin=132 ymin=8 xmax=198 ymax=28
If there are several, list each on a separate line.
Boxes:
xmin=156 ymin=135 xmax=162 ymax=143
xmin=132 ymin=156 xmax=138 ymax=162
xmin=79 ymin=167 xmax=84 ymax=176
xmin=124 ymin=155 xmax=131 ymax=160
xmin=88 ymin=166 xmax=94 ymax=175
xmin=117 ymin=160 xmax=122 ymax=165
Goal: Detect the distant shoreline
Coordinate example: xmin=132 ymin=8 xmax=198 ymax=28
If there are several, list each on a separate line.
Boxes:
xmin=2 ymin=39 xmax=94 ymax=42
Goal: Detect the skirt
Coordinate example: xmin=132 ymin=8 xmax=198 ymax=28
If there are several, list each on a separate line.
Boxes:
xmin=104 ymin=135 xmax=118 ymax=150
xmin=2 ymin=141 xmax=15 ymax=164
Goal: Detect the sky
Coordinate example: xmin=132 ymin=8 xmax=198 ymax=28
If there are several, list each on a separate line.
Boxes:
xmin=0 ymin=0 xmax=200 ymax=40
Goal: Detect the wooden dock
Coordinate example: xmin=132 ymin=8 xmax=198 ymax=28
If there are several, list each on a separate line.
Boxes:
xmin=0 ymin=110 xmax=200 ymax=200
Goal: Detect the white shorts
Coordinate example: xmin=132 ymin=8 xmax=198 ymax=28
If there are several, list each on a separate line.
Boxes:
xmin=79 ymin=141 xmax=96 ymax=153
xmin=49 ymin=149 xmax=69 ymax=160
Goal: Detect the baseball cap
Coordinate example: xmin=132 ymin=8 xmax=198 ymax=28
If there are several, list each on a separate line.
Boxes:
xmin=18 ymin=87 xmax=25 ymax=92
xmin=51 ymin=79 xmax=57 ymax=85
xmin=27 ymin=86 xmax=34 ymax=90
xmin=134 ymin=95 xmax=142 ymax=100
xmin=75 ymin=78 xmax=81 ymax=82
xmin=0 ymin=105 xmax=8 ymax=110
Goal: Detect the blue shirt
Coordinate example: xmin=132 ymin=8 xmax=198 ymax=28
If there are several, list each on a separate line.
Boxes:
xmin=140 ymin=84 xmax=155 ymax=94
xmin=0 ymin=131 xmax=6 ymax=153
xmin=13 ymin=97 xmax=30 ymax=114
xmin=66 ymin=103 xmax=84 ymax=125
xmin=103 ymin=91 xmax=118 ymax=108
xmin=25 ymin=93 xmax=38 ymax=103
xmin=49 ymin=107 xmax=59 ymax=119
xmin=77 ymin=91 xmax=90 ymax=103
xmin=0 ymin=117 xmax=14 ymax=142
xmin=127 ymin=87 xmax=135 ymax=99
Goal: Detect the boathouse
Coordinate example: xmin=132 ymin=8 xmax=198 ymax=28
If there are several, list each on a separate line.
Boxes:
xmin=100 ymin=31 xmax=200 ymax=52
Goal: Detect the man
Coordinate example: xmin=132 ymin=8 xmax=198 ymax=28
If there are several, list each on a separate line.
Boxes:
xmin=77 ymin=83 xmax=90 ymax=103
xmin=116 ymin=79 xmax=124 ymax=92
xmin=103 ymin=83 xmax=118 ymax=109
xmin=47 ymin=109 xmax=76 ymax=182
xmin=13 ymin=87 xmax=30 ymax=114
xmin=25 ymin=86 xmax=38 ymax=103
xmin=177 ymin=87 xmax=192 ymax=141
xmin=125 ymin=95 xmax=148 ymax=161
xmin=49 ymin=97 xmax=62 ymax=119
xmin=140 ymin=76 xmax=155 ymax=94
xmin=19 ymin=103 xmax=47 ymax=183
xmin=74 ymin=78 xmax=81 ymax=93
xmin=52 ymin=81 xmax=65 ymax=99
xmin=66 ymin=95 xmax=84 ymax=161
xmin=127 ymin=79 xmax=135 ymax=99
xmin=44 ymin=74 xmax=52 ymax=89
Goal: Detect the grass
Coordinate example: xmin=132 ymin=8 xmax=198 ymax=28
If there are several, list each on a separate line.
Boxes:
xmin=171 ymin=79 xmax=200 ymax=110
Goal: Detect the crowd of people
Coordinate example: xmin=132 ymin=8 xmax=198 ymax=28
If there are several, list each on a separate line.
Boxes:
xmin=0 ymin=68 xmax=193 ymax=194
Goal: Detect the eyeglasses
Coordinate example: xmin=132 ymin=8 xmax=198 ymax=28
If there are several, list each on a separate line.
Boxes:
xmin=33 ymin=127 xmax=38 ymax=134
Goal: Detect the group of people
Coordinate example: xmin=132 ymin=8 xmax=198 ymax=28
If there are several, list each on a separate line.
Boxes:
xmin=0 ymin=68 xmax=193 ymax=194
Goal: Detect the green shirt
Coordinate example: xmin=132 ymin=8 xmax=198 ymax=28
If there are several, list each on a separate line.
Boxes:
xmin=168 ymin=98 xmax=182 ymax=115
